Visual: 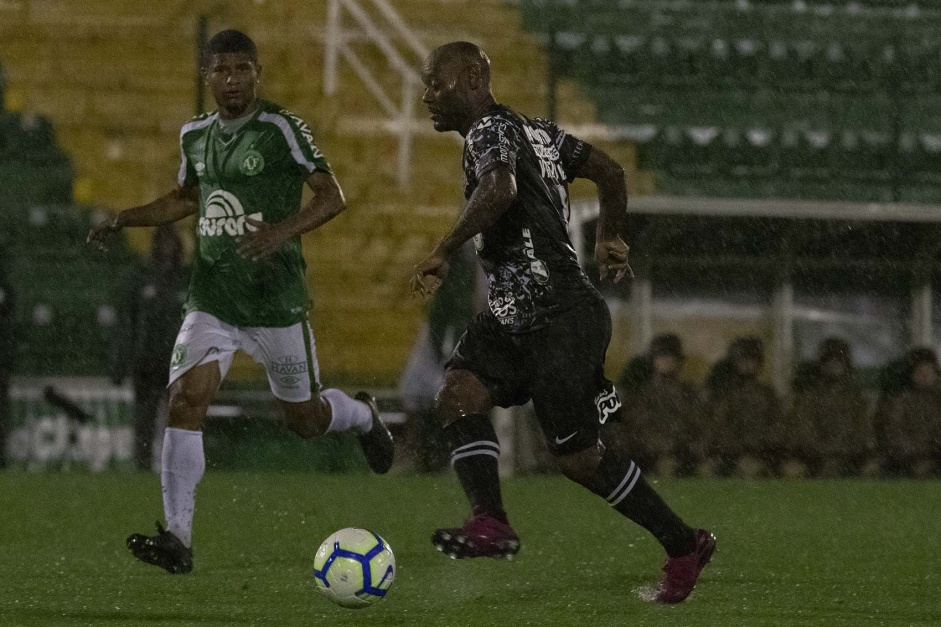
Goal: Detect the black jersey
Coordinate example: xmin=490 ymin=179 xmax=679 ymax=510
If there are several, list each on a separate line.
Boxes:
xmin=462 ymin=103 xmax=598 ymax=333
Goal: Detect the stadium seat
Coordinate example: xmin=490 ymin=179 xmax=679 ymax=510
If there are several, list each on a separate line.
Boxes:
xmin=781 ymin=128 xmax=834 ymax=181
xmin=720 ymin=127 xmax=777 ymax=178
xmin=664 ymin=126 xmax=721 ymax=179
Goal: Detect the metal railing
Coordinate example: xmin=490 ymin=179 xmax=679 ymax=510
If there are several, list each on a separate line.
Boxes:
xmin=323 ymin=0 xmax=428 ymax=188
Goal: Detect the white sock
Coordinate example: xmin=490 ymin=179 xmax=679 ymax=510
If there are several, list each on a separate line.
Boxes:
xmin=161 ymin=427 xmax=205 ymax=548
xmin=322 ymin=389 xmax=373 ymax=434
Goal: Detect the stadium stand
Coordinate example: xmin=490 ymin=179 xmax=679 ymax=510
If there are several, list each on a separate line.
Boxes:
xmin=0 ymin=59 xmax=132 ymax=377
xmin=0 ymin=0 xmax=634 ymax=384
xmin=520 ymin=0 xmax=941 ymax=202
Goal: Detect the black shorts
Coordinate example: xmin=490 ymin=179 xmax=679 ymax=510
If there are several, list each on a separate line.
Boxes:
xmin=446 ymin=295 xmax=622 ymax=455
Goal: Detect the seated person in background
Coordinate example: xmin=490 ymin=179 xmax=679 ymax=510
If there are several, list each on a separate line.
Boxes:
xmin=616 ymin=334 xmax=702 ymax=477
xmin=875 ymin=347 xmax=941 ymax=478
xmin=781 ymin=338 xmax=874 ymax=478
xmin=700 ymin=336 xmax=782 ymax=478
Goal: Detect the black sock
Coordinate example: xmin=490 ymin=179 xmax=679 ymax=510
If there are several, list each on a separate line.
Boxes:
xmin=444 ymin=414 xmax=506 ymax=522
xmin=588 ymin=447 xmax=695 ymax=557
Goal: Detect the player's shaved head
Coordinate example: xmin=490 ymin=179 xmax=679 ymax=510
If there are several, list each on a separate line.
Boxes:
xmin=421 ymin=41 xmax=495 ymax=136
xmin=426 ymin=41 xmax=491 ymax=86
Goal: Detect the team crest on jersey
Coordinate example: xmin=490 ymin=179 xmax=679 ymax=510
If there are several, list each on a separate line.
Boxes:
xmin=239 ymin=149 xmax=265 ymax=176
xmin=195 ymin=162 xmax=206 ymax=176
xmin=594 ymin=386 xmax=622 ymax=424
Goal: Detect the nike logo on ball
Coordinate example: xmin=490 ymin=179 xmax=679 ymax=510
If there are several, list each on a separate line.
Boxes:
xmin=555 ymin=432 xmax=577 ymax=445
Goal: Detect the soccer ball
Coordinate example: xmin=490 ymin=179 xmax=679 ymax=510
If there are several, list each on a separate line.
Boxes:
xmin=312 ymin=528 xmax=395 ymax=609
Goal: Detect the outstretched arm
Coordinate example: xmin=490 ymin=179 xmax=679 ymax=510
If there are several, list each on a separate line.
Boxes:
xmin=236 ymin=171 xmax=345 ymax=261
xmin=86 ymin=185 xmax=199 ymax=250
xmin=410 ymin=165 xmax=517 ymax=298
xmin=573 ymin=145 xmax=632 ymax=284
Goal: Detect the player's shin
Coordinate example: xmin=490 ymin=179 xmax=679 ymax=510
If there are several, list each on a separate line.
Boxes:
xmin=161 ymin=427 xmax=205 ymax=548
xmin=445 ymin=414 xmax=506 ymax=521
xmin=587 ymin=447 xmax=696 ymax=557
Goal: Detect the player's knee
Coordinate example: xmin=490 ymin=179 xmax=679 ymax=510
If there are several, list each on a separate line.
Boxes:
xmin=433 ymin=392 xmax=462 ymax=427
xmin=167 ymin=383 xmax=210 ymax=430
xmin=434 ymin=370 xmax=492 ymax=427
xmin=556 ymin=442 xmax=605 ymax=486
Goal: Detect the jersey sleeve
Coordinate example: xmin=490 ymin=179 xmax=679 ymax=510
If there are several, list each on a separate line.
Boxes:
xmin=271 ymin=109 xmax=333 ymax=176
xmin=466 ymin=115 xmax=523 ymax=180
xmin=541 ymin=119 xmax=592 ymax=182
xmin=177 ymin=131 xmax=198 ymax=188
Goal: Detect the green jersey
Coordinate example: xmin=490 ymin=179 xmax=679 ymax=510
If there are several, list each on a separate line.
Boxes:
xmin=178 ymin=99 xmax=331 ymax=327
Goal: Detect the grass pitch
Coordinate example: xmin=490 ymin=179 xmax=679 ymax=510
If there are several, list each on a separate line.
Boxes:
xmin=0 ymin=472 xmax=937 ymax=627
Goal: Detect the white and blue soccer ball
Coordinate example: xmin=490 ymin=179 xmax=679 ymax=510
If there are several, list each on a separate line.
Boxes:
xmin=312 ymin=528 xmax=395 ymax=609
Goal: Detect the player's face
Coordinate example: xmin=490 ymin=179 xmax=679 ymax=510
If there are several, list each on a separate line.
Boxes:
xmin=206 ymin=53 xmax=260 ymax=118
xmin=911 ymin=362 xmax=937 ymax=389
xmin=421 ymin=58 xmax=469 ymax=133
xmin=652 ymin=354 xmax=680 ymax=377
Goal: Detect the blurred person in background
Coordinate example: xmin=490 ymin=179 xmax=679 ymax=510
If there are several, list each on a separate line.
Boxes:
xmin=110 ymin=225 xmax=189 ymax=471
xmin=700 ymin=336 xmax=782 ymax=478
xmin=616 ymin=333 xmax=702 ymax=477
xmin=411 ymin=41 xmax=714 ymax=604
xmin=398 ymin=241 xmax=482 ymax=472
xmin=780 ymin=338 xmax=874 ymax=478
xmin=0 ymin=251 xmax=14 ymax=469
xmin=875 ymin=347 xmax=941 ymax=478
xmin=86 ymin=29 xmax=393 ymax=575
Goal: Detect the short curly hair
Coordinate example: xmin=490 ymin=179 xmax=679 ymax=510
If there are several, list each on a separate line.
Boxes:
xmin=206 ymin=29 xmax=257 ymax=63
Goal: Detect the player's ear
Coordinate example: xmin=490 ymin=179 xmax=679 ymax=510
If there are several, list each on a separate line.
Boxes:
xmin=255 ymin=64 xmax=263 ymax=83
xmin=467 ymin=62 xmax=481 ymax=90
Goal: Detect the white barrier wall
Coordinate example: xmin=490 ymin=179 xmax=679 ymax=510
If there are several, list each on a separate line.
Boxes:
xmin=6 ymin=378 xmax=134 ymax=472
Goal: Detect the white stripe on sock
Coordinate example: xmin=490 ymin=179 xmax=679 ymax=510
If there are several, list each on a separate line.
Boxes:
xmin=452 ymin=440 xmax=500 ymax=455
xmin=609 ymin=466 xmax=642 ymax=508
xmin=451 ymin=449 xmax=501 ymax=465
xmin=606 ymin=461 xmax=636 ymax=502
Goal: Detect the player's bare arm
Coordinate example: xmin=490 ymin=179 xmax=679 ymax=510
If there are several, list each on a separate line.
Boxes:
xmin=410 ymin=165 xmax=516 ymax=298
xmin=86 ymin=185 xmax=199 ymax=251
xmin=236 ymin=171 xmax=345 ymax=261
xmin=573 ymin=144 xmax=632 ymax=284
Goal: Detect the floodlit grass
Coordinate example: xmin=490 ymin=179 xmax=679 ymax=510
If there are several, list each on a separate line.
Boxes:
xmin=0 ymin=472 xmax=938 ymax=626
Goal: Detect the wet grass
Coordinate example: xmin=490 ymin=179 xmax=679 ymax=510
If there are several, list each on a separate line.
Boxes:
xmin=0 ymin=473 xmax=937 ymax=626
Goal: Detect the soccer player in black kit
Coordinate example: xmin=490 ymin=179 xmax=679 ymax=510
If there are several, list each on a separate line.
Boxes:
xmin=411 ymin=42 xmax=715 ymax=604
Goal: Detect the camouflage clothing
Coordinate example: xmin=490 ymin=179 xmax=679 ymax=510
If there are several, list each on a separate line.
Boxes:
xmin=875 ymin=386 xmax=941 ymax=468
xmin=784 ymin=371 xmax=873 ymax=473
xmin=702 ymin=360 xmax=783 ymax=470
xmin=619 ymin=372 xmax=702 ymax=472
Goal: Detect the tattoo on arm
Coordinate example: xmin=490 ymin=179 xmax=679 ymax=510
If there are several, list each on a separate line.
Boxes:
xmin=439 ymin=166 xmax=517 ymax=256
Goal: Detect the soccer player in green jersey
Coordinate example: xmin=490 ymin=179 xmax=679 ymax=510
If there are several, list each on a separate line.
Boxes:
xmin=87 ymin=30 xmax=394 ymax=574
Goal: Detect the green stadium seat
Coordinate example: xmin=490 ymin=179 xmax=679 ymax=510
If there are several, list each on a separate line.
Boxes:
xmin=720 ymin=128 xmax=777 ymax=178
xmin=781 ymin=128 xmax=834 ymax=181
xmin=520 ymin=0 xmax=941 ymax=202
xmin=664 ymin=126 xmax=721 ymax=179
xmin=0 ymin=111 xmax=58 ymax=158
